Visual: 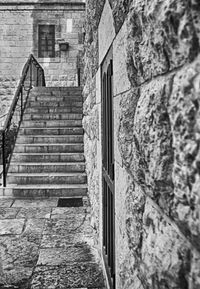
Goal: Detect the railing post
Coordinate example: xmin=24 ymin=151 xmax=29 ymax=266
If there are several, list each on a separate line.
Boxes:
xmin=78 ymin=68 xmax=81 ymax=87
xmin=36 ymin=67 xmax=39 ymax=86
xmin=30 ymin=59 xmax=32 ymax=88
xmin=2 ymin=131 xmax=6 ymax=187
xmin=42 ymin=70 xmax=45 ymax=87
xmin=21 ymin=85 xmax=23 ymax=118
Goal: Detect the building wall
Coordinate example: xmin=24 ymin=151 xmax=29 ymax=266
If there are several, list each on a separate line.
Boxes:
xmin=0 ymin=1 xmax=85 ymax=125
xmin=83 ymin=0 xmax=200 ymax=288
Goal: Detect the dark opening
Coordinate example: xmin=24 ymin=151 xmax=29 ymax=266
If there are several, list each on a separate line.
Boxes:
xmin=38 ymin=25 xmax=55 ymax=58
xmin=57 ymin=198 xmax=83 ymax=207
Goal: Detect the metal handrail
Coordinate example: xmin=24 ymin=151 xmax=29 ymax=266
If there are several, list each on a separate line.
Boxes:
xmin=0 ymin=54 xmax=45 ymax=187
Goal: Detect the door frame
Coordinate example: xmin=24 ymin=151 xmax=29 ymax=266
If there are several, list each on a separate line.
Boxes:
xmin=101 ymin=46 xmax=115 ymax=289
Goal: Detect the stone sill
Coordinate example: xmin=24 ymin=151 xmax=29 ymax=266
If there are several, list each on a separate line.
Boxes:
xmin=38 ymin=57 xmax=61 ymax=64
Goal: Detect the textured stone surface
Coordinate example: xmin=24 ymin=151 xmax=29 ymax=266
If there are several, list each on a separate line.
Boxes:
xmin=37 ymin=245 xmax=95 ymax=266
xmin=0 ymin=199 xmax=14 ymax=207
xmin=51 ymin=207 xmax=87 ymax=219
xmin=0 ymin=197 xmax=105 ymax=288
xmin=31 ymin=263 xmax=105 ymax=289
xmin=12 ymin=198 xmax=57 ymax=208
xmin=113 ymin=20 xmax=130 ymax=96
xmin=83 ymin=0 xmax=200 ymax=288
xmin=169 ymin=58 xmax=200 ymax=250
xmin=112 ymin=0 xmax=131 ymax=33
xmin=43 ymin=217 xmax=92 ymax=236
xmin=98 ymin=0 xmax=115 ymax=64
xmin=41 ymin=232 xmax=94 ymax=249
xmin=0 ymin=235 xmax=40 ymax=270
xmin=0 ymin=219 xmax=24 ymax=235
xmin=0 ymin=208 xmax=19 ymax=219
xmin=119 ymin=78 xmax=174 ymax=214
xmin=16 ymin=207 xmax=51 ymax=219
xmin=126 ymin=0 xmax=199 ymax=86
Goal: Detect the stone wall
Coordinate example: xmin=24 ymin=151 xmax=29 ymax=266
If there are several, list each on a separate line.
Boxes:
xmin=0 ymin=1 xmax=85 ymax=124
xmin=83 ymin=0 xmax=200 ymax=288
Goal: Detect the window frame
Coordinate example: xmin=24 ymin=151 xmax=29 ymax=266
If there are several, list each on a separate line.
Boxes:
xmin=38 ymin=25 xmax=55 ymax=58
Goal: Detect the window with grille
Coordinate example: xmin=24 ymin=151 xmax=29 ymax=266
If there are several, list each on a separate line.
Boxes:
xmin=38 ymin=25 xmax=55 ymax=58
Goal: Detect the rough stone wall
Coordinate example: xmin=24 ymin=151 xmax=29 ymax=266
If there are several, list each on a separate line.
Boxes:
xmin=0 ymin=9 xmax=33 ymax=125
xmin=0 ymin=1 xmax=85 ymax=124
xmin=83 ymin=0 xmax=200 ymax=288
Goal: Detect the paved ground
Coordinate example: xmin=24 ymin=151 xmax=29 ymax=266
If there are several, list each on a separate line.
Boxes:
xmin=0 ymin=197 xmax=106 ymax=289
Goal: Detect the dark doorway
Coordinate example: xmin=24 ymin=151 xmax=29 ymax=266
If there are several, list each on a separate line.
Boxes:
xmin=101 ymin=46 xmax=115 ymax=289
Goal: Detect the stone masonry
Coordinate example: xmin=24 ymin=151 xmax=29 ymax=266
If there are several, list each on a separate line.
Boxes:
xmin=83 ymin=0 xmax=200 ymax=288
xmin=0 ymin=0 xmax=85 ymax=125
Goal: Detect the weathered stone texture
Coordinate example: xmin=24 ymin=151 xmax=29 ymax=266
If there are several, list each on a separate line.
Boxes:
xmin=169 ymin=58 xmax=200 ymax=250
xmin=112 ymin=0 xmax=131 ymax=33
xmin=82 ymin=0 xmax=102 ymax=248
xmin=141 ymin=199 xmax=200 ymax=289
xmin=83 ymin=0 xmax=200 ymax=287
xmin=113 ymin=20 xmax=130 ymax=96
xmin=116 ymin=173 xmax=200 ymax=289
xmin=98 ymin=0 xmax=115 ymax=64
xmin=119 ymin=78 xmax=174 ymax=215
xmin=126 ymin=0 xmax=199 ymax=86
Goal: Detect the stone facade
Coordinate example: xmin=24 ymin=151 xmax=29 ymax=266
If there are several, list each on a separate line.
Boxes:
xmin=0 ymin=0 xmax=85 ymax=125
xmin=83 ymin=0 xmax=200 ymax=288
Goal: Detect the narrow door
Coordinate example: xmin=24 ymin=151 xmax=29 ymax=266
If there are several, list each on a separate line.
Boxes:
xmin=102 ymin=47 xmax=115 ymax=288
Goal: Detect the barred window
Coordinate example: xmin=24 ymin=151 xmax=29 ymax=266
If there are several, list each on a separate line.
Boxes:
xmin=38 ymin=25 xmax=55 ymax=58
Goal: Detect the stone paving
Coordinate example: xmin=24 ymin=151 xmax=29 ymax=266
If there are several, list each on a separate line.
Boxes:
xmin=0 ymin=197 xmax=106 ymax=289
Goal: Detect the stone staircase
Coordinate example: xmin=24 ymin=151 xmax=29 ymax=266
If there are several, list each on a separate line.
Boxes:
xmin=6 ymin=87 xmax=87 ymax=198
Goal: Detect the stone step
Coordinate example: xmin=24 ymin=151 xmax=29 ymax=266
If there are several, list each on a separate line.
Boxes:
xmin=32 ymin=87 xmax=82 ymax=94
xmin=7 ymin=172 xmax=87 ymax=185
xmin=14 ymin=143 xmax=84 ymax=153
xmin=9 ymin=162 xmax=85 ymax=173
xmin=11 ymin=152 xmax=85 ymax=163
xmin=23 ymin=113 xmax=82 ymax=121
xmin=28 ymin=96 xmax=82 ymax=102
xmin=16 ymin=135 xmax=83 ymax=144
xmin=25 ymin=106 xmax=83 ymax=114
xmin=21 ymin=119 xmax=82 ymax=128
xmin=19 ymin=127 xmax=84 ymax=135
xmin=4 ymin=184 xmax=87 ymax=197
xmin=26 ymin=100 xmax=83 ymax=107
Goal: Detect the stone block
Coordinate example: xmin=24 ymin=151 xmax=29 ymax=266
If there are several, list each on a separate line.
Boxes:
xmin=0 ymin=208 xmax=19 ymax=219
xmin=37 ymin=245 xmax=95 ymax=266
xmin=0 ymin=199 xmax=13 ymax=207
xmin=98 ymin=0 xmax=115 ymax=64
xmin=12 ymin=198 xmax=57 ymax=208
xmin=41 ymin=232 xmax=94 ymax=249
xmin=43 ymin=218 xmax=93 ymax=236
xmin=16 ymin=208 xmax=51 ymax=219
xmin=169 ymin=57 xmax=200 ymax=250
xmin=115 ymin=163 xmax=133 ymax=288
xmin=114 ymin=93 xmax=124 ymax=166
xmin=83 ymin=76 xmax=96 ymax=113
xmin=118 ymin=78 xmax=173 ymax=214
xmin=31 ymin=263 xmax=105 ymax=289
xmin=126 ymin=0 xmax=199 ymax=86
xmin=95 ymin=67 xmax=101 ymax=104
xmin=0 ymin=219 xmax=24 ymax=235
xmin=83 ymin=106 xmax=99 ymax=140
xmin=141 ymin=198 xmax=200 ymax=288
xmin=113 ymin=20 xmax=131 ymax=96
